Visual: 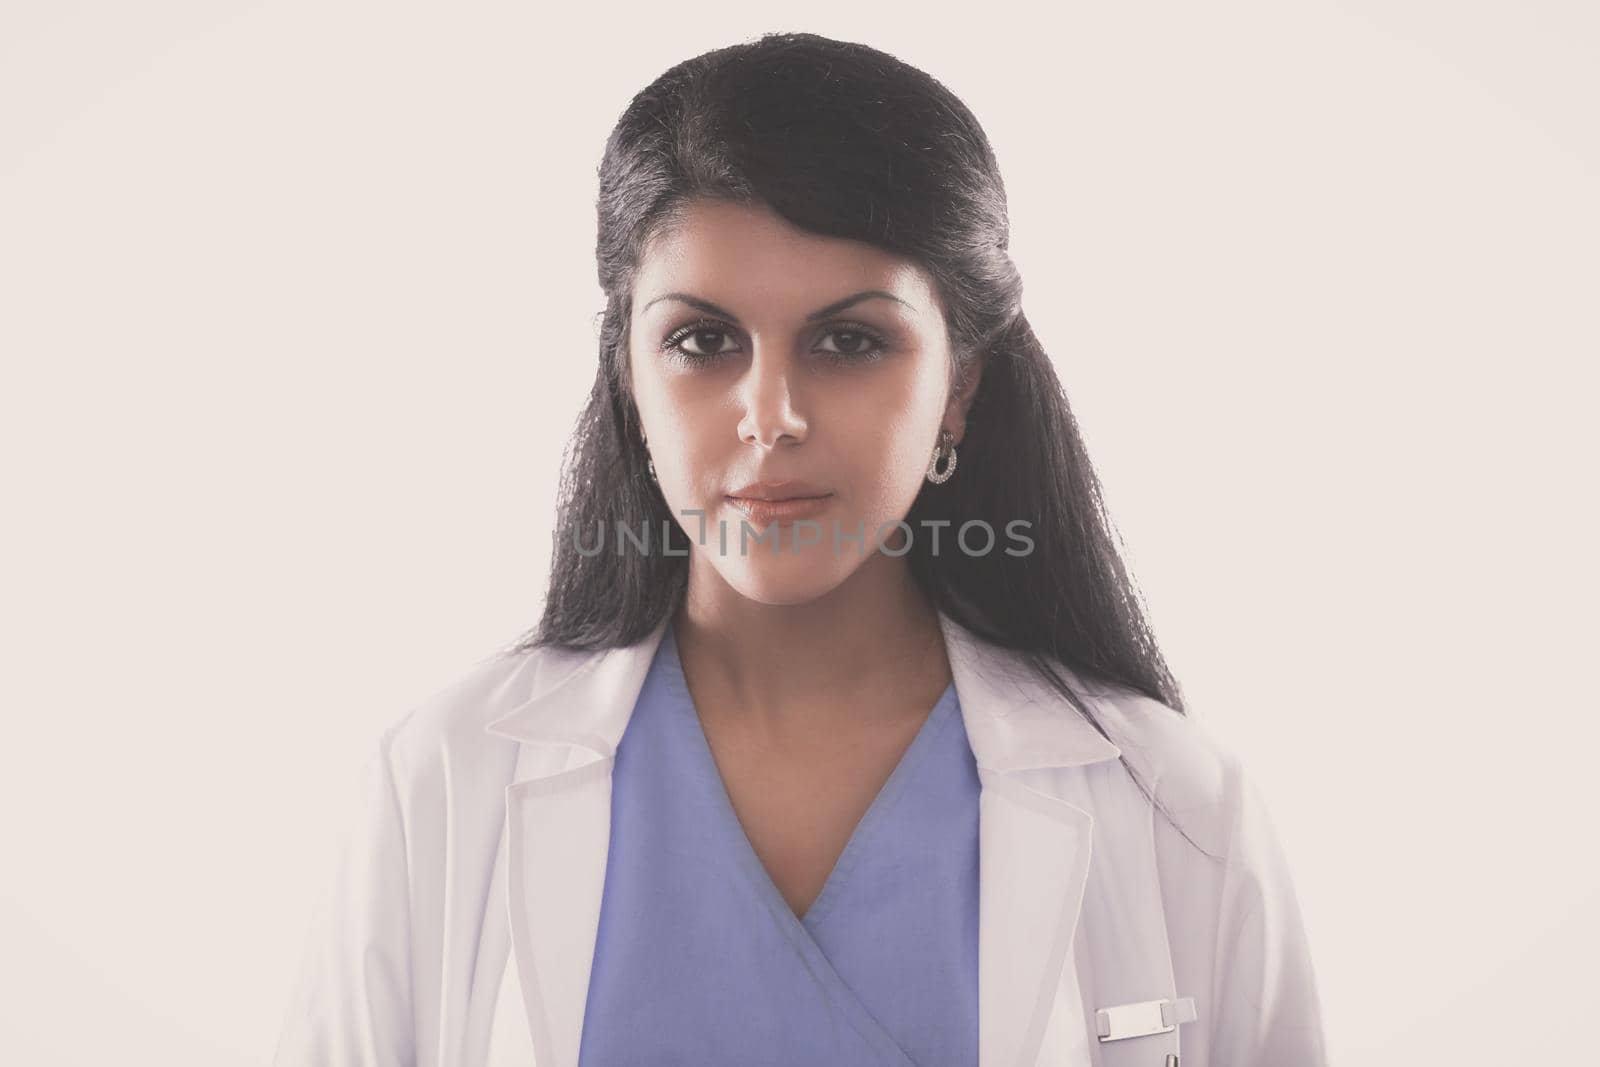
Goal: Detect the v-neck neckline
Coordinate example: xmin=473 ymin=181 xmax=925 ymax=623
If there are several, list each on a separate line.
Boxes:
xmin=657 ymin=624 xmax=958 ymax=931
xmin=651 ymin=625 xmax=956 ymax=1066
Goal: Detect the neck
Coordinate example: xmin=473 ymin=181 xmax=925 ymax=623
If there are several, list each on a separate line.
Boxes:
xmin=672 ymin=554 xmax=951 ymax=732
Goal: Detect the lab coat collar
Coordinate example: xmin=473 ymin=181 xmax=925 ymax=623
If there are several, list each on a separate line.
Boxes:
xmin=481 ymin=608 xmax=1128 ymax=1067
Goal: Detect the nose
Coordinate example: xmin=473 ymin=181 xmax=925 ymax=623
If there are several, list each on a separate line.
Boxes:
xmin=735 ymin=347 xmax=809 ymax=449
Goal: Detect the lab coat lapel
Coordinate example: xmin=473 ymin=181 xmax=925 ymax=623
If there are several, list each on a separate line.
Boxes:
xmin=481 ymin=610 xmax=1127 ymax=1067
xmin=938 ymin=612 xmax=1125 ymax=1067
xmin=482 ymin=617 xmax=671 ymax=1067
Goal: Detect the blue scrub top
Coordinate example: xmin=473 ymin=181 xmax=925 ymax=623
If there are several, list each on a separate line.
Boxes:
xmin=577 ymin=624 xmax=981 ymax=1066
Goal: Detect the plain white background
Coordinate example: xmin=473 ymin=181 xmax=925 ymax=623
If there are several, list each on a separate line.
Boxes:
xmin=2 ymin=1 xmax=1595 ymax=1062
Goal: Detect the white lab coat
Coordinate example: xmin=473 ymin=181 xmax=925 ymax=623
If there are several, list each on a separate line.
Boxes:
xmin=273 ymin=610 xmax=1328 ymax=1066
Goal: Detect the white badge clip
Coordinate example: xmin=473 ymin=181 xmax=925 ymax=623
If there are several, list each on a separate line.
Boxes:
xmin=1094 ymin=996 xmax=1197 ymax=1042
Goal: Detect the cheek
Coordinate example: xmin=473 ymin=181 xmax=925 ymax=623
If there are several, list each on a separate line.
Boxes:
xmin=658 ymin=379 xmax=733 ymax=444
xmin=642 ymin=375 xmax=742 ymax=503
xmin=633 ymin=356 xmax=713 ymax=444
xmin=834 ymin=373 xmax=946 ymax=510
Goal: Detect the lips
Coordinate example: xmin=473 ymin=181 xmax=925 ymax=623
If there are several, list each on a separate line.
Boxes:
xmin=725 ymin=493 xmax=833 ymax=527
xmin=724 ymin=479 xmax=834 ymax=528
xmin=726 ymin=478 xmax=831 ymax=501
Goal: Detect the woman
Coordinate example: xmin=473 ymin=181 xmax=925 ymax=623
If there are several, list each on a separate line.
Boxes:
xmin=274 ymin=32 xmax=1327 ymax=1067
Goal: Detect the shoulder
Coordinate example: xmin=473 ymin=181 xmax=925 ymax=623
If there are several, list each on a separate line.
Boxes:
xmin=1071 ymin=676 xmax=1330 ymax=1059
xmin=1068 ymin=672 xmax=1255 ymax=860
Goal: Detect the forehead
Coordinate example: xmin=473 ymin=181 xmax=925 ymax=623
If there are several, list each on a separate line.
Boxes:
xmin=633 ymin=199 xmax=937 ymax=319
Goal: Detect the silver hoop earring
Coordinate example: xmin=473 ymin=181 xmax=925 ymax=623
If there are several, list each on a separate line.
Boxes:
xmin=647 ymin=455 xmax=658 ymax=482
xmin=926 ymin=429 xmax=958 ymax=484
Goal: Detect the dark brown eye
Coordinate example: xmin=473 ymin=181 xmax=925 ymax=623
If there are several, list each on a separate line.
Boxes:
xmin=678 ymin=328 xmax=735 ymax=357
xmin=822 ymin=331 xmax=871 ymax=355
xmin=661 ymin=320 xmax=740 ymax=361
xmin=816 ymin=325 xmax=889 ymax=362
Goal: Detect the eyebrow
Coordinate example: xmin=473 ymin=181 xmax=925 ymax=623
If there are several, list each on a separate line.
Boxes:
xmin=639 ymin=288 xmax=914 ymax=326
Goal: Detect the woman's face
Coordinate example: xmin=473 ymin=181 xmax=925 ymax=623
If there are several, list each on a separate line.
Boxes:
xmin=627 ymin=198 xmax=978 ymax=606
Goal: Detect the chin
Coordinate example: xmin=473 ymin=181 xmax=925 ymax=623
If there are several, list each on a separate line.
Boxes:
xmin=703 ymin=543 xmax=865 ymax=606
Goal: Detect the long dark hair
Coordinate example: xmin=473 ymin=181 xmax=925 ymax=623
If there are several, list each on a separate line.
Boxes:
xmin=507 ymin=32 xmax=1197 ymax=835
